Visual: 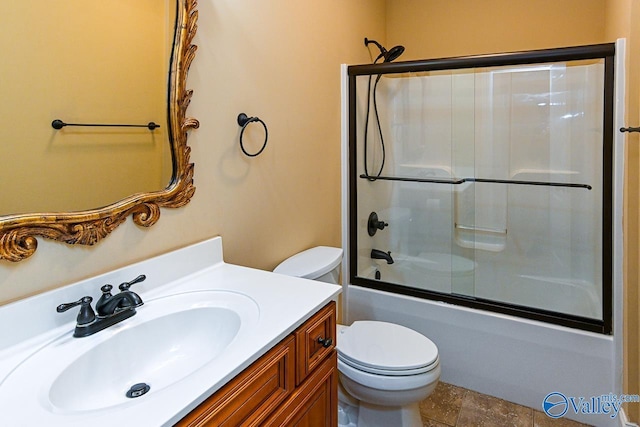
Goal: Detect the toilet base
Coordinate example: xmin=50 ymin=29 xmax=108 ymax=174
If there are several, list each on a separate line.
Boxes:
xmin=357 ymin=401 xmax=422 ymax=427
xmin=337 ymin=400 xmax=359 ymax=427
xmin=338 ymin=398 xmax=422 ymax=427
xmin=338 ymin=378 xmax=428 ymax=427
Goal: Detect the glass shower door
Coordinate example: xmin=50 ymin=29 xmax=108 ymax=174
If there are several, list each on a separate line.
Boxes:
xmin=349 ymin=44 xmax=613 ymax=333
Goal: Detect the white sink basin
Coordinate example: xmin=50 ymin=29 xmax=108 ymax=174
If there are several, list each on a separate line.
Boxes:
xmin=0 ymin=291 xmax=259 ymax=414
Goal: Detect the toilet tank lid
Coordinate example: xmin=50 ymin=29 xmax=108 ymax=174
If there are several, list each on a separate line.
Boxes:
xmin=273 ymin=246 xmax=343 ymax=279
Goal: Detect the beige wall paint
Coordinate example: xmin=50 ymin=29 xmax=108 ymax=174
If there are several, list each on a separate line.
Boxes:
xmin=386 ymin=0 xmax=605 ymax=59
xmin=605 ymin=0 xmax=640 ymax=421
xmin=193 ymin=1 xmax=385 ymax=270
xmin=0 ymin=1 xmax=385 ymax=304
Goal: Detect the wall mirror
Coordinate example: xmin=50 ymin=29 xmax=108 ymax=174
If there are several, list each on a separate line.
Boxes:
xmin=0 ymin=0 xmax=199 ymax=262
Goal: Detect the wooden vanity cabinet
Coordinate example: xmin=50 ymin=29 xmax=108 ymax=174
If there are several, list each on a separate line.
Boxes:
xmin=176 ymin=301 xmax=337 ymax=427
xmin=262 ymin=353 xmax=337 ymax=427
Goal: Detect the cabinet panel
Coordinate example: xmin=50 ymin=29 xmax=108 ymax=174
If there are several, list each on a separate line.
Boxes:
xmin=176 ymin=335 xmax=295 ymax=427
xmin=263 ymin=351 xmax=338 ymax=427
xmin=295 ymin=301 xmax=336 ymax=385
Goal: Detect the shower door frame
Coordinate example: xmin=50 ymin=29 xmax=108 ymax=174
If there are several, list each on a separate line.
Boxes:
xmin=347 ymin=43 xmax=615 ymax=334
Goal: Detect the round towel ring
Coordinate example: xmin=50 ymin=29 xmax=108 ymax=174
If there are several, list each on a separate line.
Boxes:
xmin=237 ymin=113 xmax=268 ymax=157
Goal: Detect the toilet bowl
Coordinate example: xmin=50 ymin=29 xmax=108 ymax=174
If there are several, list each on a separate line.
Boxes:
xmin=336 ymin=321 xmax=440 ymax=426
xmin=274 ymin=246 xmax=441 ymax=427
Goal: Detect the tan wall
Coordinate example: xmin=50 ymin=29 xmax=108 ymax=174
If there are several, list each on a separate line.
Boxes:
xmin=605 ymin=0 xmax=640 ymax=421
xmin=386 ymin=0 xmax=605 ymax=59
xmin=192 ymin=1 xmax=385 ymax=270
xmin=0 ymin=1 xmax=385 ymax=304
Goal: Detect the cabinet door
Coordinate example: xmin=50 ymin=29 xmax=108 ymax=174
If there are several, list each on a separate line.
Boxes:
xmin=264 ymin=351 xmax=338 ymax=427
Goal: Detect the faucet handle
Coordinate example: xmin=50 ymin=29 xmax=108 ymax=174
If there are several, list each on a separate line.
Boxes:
xmin=57 ymin=296 xmax=92 ymax=312
xmin=117 ymin=275 xmax=145 ymax=309
xmin=56 ymin=296 xmax=96 ymax=325
xmin=118 ymin=274 xmax=146 ymax=292
xmin=367 ymin=212 xmax=389 ymax=236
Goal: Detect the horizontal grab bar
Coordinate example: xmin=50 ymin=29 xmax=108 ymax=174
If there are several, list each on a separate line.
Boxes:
xmin=359 ymin=174 xmax=592 ymax=190
xmin=455 ymin=223 xmax=507 ymax=234
xmin=52 ymin=119 xmax=160 ymax=131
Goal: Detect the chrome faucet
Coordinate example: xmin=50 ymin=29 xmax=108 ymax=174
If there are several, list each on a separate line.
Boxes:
xmin=371 ymin=249 xmax=394 ymax=264
xmin=57 ymin=275 xmax=145 ymax=338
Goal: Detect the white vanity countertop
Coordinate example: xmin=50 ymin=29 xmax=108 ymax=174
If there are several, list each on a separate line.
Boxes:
xmin=0 ymin=237 xmax=341 ymax=427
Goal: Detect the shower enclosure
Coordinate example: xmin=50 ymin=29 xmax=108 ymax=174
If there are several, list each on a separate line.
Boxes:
xmin=348 ymin=44 xmax=614 ymax=334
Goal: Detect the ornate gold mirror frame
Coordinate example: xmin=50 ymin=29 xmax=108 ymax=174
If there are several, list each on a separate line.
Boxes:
xmin=0 ymin=0 xmax=199 ymax=262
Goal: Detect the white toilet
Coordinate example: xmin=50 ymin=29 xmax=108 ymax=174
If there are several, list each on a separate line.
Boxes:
xmin=274 ymin=246 xmax=441 ymax=427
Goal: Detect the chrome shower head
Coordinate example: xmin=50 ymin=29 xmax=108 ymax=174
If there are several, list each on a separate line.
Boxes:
xmin=364 ymin=37 xmax=405 ymax=63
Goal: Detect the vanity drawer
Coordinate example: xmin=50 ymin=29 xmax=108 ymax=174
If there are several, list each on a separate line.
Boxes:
xmin=177 ymin=335 xmax=295 ymax=427
xmin=295 ymin=301 xmax=336 ymax=385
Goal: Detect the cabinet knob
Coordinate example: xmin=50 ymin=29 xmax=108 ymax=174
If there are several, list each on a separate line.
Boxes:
xmin=317 ymin=337 xmax=333 ymax=348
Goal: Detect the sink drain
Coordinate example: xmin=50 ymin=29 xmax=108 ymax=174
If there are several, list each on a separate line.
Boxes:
xmin=126 ymin=383 xmax=150 ymax=398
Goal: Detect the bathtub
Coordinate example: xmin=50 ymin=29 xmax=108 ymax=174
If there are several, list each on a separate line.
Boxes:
xmin=361 ymin=253 xmax=602 ymax=320
xmin=361 ymin=252 xmax=475 ymax=295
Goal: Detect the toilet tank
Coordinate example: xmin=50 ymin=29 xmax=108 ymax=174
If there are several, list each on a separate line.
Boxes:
xmin=273 ymin=246 xmax=343 ymax=284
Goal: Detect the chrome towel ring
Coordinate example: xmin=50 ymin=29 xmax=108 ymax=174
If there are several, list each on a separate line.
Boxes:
xmin=237 ymin=113 xmax=268 ymax=157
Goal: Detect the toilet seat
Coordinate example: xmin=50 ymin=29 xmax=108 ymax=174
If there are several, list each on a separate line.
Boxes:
xmin=337 ymin=321 xmax=439 ymax=375
xmin=337 ymin=357 xmax=441 ymax=392
xmin=338 ymin=353 xmax=439 ymax=376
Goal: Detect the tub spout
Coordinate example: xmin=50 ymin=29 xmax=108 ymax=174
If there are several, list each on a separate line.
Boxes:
xmin=371 ymin=249 xmax=394 ymax=264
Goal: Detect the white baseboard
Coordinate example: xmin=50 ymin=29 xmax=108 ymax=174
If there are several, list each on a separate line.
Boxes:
xmin=619 ymin=408 xmax=639 ymax=427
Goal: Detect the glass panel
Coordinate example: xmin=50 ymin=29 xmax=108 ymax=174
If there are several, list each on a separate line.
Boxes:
xmin=469 ymin=61 xmax=604 ymax=319
xmin=355 ymin=72 xmax=458 ymax=295
xmin=353 ymin=58 xmax=604 ymax=322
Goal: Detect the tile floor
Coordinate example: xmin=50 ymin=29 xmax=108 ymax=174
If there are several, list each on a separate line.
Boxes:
xmin=419 ymin=382 xmax=593 ymax=427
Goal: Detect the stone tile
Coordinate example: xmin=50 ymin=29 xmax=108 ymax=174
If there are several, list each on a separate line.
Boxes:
xmin=456 ymin=390 xmax=532 ymax=427
xmin=533 ymin=410 xmax=593 ymax=427
xmin=422 ymin=419 xmax=451 ymax=427
xmin=419 ymin=382 xmax=466 ymax=426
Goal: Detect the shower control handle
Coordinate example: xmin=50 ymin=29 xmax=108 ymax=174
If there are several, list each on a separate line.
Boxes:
xmin=368 ymin=212 xmax=389 ymax=236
